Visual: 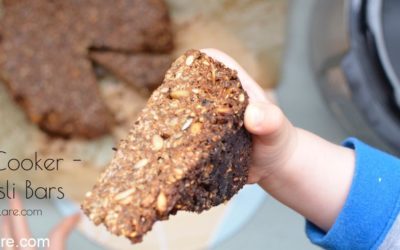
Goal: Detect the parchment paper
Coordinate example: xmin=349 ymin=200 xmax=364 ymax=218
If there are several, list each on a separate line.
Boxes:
xmin=0 ymin=0 xmax=287 ymax=249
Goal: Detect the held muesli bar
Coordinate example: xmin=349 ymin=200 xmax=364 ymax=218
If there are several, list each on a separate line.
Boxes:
xmin=82 ymin=50 xmax=252 ymax=243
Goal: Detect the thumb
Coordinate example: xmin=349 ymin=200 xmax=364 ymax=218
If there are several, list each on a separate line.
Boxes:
xmin=245 ymin=102 xmax=297 ymax=183
xmin=245 ymin=102 xmax=287 ymax=144
xmin=200 ymin=48 xmax=268 ymax=102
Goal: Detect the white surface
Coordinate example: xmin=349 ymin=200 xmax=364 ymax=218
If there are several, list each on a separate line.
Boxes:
xmin=53 ymin=184 xmax=267 ymax=250
xmin=209 ymin=185 xmax=267 ymax=247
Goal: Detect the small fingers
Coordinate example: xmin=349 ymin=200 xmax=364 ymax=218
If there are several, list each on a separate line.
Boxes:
xmin=1 ymin=216 xmax=15 ymax=250
xmin=47 ymin=214 xmax=80 ymax=250
xmin=200 ymin=48 xmax=268 ymax=102
xmin=8 ymin=193 xmax=34 ymax=250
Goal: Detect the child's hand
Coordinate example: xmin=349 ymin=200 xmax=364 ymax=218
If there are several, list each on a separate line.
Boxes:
xmin=202 ymin=49 xmax=356 ymax=232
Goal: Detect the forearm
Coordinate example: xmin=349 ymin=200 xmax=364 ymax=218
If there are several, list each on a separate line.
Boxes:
xmin=258 ymin=128 xmax=355 ymax=232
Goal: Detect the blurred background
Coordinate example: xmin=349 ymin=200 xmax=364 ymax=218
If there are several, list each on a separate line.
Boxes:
xmin=0 ymin=0 xmax=399 ymax=249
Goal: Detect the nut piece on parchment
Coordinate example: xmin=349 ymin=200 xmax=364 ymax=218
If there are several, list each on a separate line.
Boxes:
xmin=0 ymin=0 xmax=173 ymax=138
xmin=81 ymin=50 xmax=252 ymax=243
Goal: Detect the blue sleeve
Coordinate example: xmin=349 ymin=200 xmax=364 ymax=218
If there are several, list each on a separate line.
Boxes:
xmin=305 ymin=138 xmax=400 ymax=250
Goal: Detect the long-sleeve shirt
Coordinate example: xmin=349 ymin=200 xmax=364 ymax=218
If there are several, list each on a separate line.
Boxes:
xmin=306 ymin=138 xmax=400 ymax=250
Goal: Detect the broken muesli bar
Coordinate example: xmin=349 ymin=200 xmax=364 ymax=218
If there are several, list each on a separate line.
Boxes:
xmin=0 ymin=0 xmax=173 ymax=138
